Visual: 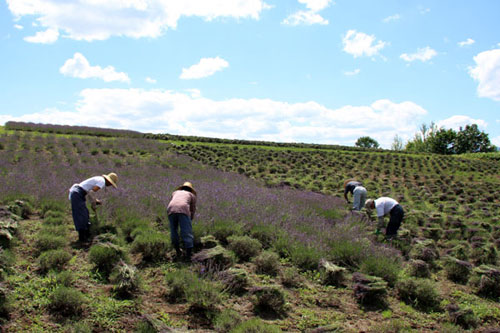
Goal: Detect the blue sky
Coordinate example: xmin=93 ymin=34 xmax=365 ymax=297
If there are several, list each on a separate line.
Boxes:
xmin=1 ymin=0 xmax=499 ymax=148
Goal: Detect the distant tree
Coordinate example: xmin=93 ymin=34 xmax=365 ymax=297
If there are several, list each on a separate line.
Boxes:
xmin=427 ymin=128 xmax=456 ymax=155
xmin=355 ymin=136 xmax=379 ymax=149
xmin=405 ymin=122 xmax=437 ymax=153
xmin=391 ymin=135 xmax=404 ymax=151
xmin=454 ymin=124 xmax=496 ymax=154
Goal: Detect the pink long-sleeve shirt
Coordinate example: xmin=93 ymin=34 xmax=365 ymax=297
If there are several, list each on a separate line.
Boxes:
xmin=167 ymin=190 xmax=197 ymax=220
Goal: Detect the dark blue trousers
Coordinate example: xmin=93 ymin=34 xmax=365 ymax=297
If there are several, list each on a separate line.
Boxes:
xmin=168 ymin=213 xmax=193 ymax=249
xmin=386 ymin=204 xmax=404 ymax=236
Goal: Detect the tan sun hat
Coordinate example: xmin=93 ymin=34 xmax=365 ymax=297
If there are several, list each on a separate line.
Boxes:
xmin=343 ymin=179 xmax=356 ymax=189
xmin=177 ymin=181 xmax=196 ymax=195
xmin=365 ymin=199 xmax=374 ymax=209
xmin=103 ymin=173 xmax=118 ymax=188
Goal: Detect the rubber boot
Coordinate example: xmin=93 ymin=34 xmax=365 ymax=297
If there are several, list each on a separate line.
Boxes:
xmin=185 ymin=247 xmax=192 ymax=262
xmin=174 ymin=246 xmax=182 ymax=261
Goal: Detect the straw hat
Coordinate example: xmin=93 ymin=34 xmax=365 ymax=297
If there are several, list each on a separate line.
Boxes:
xmin=365 ymin=199 xmax=374 ymax=209
xmin=103 ymin=173 xmax=118 ymax=188
xmin=343 ymin=179 xmax=356 ymax=189
xmin=177 ymin=181 xmax=196 ymax=195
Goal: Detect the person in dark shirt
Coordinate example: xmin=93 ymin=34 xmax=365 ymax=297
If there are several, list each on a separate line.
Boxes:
xmin=343 ymin=179 xmax=367 ymax=211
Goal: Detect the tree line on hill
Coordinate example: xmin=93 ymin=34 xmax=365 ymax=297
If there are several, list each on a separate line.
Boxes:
xmin=356 ymin=123 xmax=497 ymax=155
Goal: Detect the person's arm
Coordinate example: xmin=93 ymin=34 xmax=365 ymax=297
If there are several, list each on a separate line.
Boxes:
xmin=87 ymin=186 xmax=101 ymax=210
xmin=190 ymin=194 xmax=197 ymax=220
xmin=344 ymin=186 xmax=350 ymax=202
xmin=377 ymin=216 xmax=385 ymax=230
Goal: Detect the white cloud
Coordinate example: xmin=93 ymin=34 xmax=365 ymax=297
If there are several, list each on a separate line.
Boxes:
xmin=458 ymin=38 xmax=475 ymax=47
xmin=383 ymin=14 xmax=400 ymax=23
xmin=298 ymin=0 xmax=332 ymax=12
xmin=469 ymin=48 xmax=500 ymax=101
xmin=0 ymin=88 xmax=427 ymax=147
xmin=23 ymin=28 xmax=59 ymax=44
xmin=282 ymin=0 xmax=331 ymax=26
xmin=342 ymin=30 xmax=386 ymax=58
xmin=282 ymin=10 xmax=328 ymax=26
xmin=400 ymin=46 xmax=437 ymax=62
xmin=343 ymin=68 xmax=360 ymax=76
xmin=437 ymin=115 xmax=487 ymax=131
xmin=145 ymin=77 xmax=157 ymax=84
xmin=180 ymin=57 xmax=229 ymax=80
xmin=60 ymin=53 xmax=131 ymax=83
xmin=491 ymin=136 xmax=500 ymax=147
xmin=14 ymin=24 xmax=23 ymax=30
xmin=7 ymin=0 xmax=270 ymax=42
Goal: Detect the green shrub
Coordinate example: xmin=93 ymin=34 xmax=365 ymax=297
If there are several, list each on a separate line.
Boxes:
xmin=44 ymin=210 xmax=65 ymax=220
xmin=40 ymin=200 xmax=66 ymax=217
xmin=120 ymin=218 xmax=150 ymax=242
xmin=446 ymin=303 xmax=478 ymax=329
xmin=280 ymin=267 xmax=304 ymax=288
xmin=214 ymin=309 xmax=242 ymax=332
xmin=443 ymin=257 xmax=472 ymax=284
xmin=251 ymin=285 xmax=287 ymax=316
xmin=329 ymin=238 xmax=369 ymax=268
xmin=88 ymin=243 xmax=125 ymax=276
xmin=407 ymin=259 xmax=430 ymax=278
xmin=218 ymin=268 xmax=249 ymax=295
xmin=319 ymin=259 xmax=347 ymax=287
xmin=40 ymin=224 xmax=68 ymax=237
xmin=0 ymin=283 xmax=10 ymax=319
xmin=0 ymin=248 xmax=14 ymax=280
xmin=209 ymin=220 xmax=244 ymax=244
xmin=254 ymin=251 xmax=280 ymax=276
xmin=38 ymin=249 xmax=72 ymax=273
xmin=227 ymin=235 xmax=262 ymax=262
xmin=54 ymin=270 xmax=74 ymax=287
xmin=110 ymin=261 xmax=141 ymax=298
xmin=231 ymin=318 xmax=282 ymax=332
xmin=352 ymin=273 xmax=388 ymax=308
xmin=72 ymin=322 xmax=92 ymax=333
xmin=360 ymin=255 xmax=401 ymax=287
xmin=249 ymin=224 xmax=277 ymax=249
xmin=288 ymin=243 xmax=323 ymax=271
xmin=43 ymin=216 xmax=66 ymax=226
xmin=185 ymin=277 xmax=223 ymax=320
xmin=164 ymin=268 xmax=197 ymax=303
xmin=131 ymin=230 xmax=169 ymax=262
xmin=396 ymin=277 xmax=441 ymax=312
xmin=35 ymin=233 xmax=67 ymax=254
xmin=48 ymin=286 xmax=85 ymax=317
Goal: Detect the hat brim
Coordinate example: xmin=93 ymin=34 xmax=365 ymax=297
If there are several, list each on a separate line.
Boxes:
xmin=103 ymin=175 xmax=117 ymax=188
xmin=177 ymin=185 xmax=196 ymax=195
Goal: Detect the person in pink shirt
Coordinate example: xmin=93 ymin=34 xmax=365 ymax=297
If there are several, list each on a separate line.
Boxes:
xmin=167 ymin=182 xmax=197 ymax=261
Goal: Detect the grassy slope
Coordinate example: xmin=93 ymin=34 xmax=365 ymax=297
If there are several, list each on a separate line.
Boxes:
xmin=1 ymin=128 xmax=500 ymax=332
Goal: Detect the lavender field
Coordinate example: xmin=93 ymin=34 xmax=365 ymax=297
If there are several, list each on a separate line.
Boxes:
xmin=0 ymin=127 xmax=500 ymax=332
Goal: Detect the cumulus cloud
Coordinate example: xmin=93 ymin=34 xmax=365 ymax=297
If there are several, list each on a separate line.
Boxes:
xmin=14 ymin=24 xmax=23 ymax=30
xmin=180 ymin=57 xmax=229 ymax=80
xmin=282 ymin=0 xmax=331 ymax=26
xmin=343 ymin=69 xmax=360 ymax=76
xmin=342 ymin=30 xmax=386 ymax=58
xmin=23 ymin=28 xmax=59 ymax=44
xmin=400 ymin=46 xmax=437 ymax=62
xmin=0 ymin=88 xmax=427 ymax=147
xmin=60 ymin=53 xmax=131 ymax=83
xmin=458 ymin=38 xmax=475 ymax=47
xmin=491 ymin=136 xmax=500 ymax=147
xmin=469 ymin=48 xmax=500 ymax=101
xmin=7 ymin=0 xmax=270 ymax=42
xmin=383 ymin=14 xmax=400 ymax=23
xmin=437 ymin=115 xmax=487 ymax=131
xmin=145 ymin=77 xmax=157 ymax=84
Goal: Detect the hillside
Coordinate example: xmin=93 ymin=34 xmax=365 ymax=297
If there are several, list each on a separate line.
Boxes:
xmin=1 ymin=124 xmax=500 ymax=332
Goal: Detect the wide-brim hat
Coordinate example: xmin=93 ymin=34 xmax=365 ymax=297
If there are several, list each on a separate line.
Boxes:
xmin=103 ymin=173 xmax=118 ymax=188
xmin=343 ymin=179 xmax=356 ymax=189
xmin=177 ymin=181 xmax=196 ymax=195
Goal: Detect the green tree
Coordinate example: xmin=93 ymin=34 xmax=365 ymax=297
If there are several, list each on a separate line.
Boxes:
xmin=355 ymin=136 xmax=379 ymax=149
xmin=455 ymin=124 xmax=496 ymax=154
xmin=391 ymin=135 xmax=404 ymax=151
xmin=427 ymin=128 xmax=457 ymax=155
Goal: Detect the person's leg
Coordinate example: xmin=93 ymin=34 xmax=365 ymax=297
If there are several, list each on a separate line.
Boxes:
xmin=168 ymin=214 xmax=181 ymax=255
xmin=70 ymin=190 xmax=89 ymax=242
xmin=386 ymin=205 xmax=404 ymax=237
xmin=359 ymin=187 xmax=367 ymax=210
xmin=178 ymin=214 xmax=194 ymax=259
xmin=352 ymin=188 xmax=361 ymax=211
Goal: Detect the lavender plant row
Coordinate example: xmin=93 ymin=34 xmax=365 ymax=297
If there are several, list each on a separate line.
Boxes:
xmin=0 ymin=132 xmax=396 ymax=263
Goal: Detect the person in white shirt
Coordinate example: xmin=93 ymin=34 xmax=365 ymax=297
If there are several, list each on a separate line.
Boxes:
xmin=365 ymin=197 xmax=404 ymax=238
xmin=68 ymin=173 xmax=118 ymax=243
